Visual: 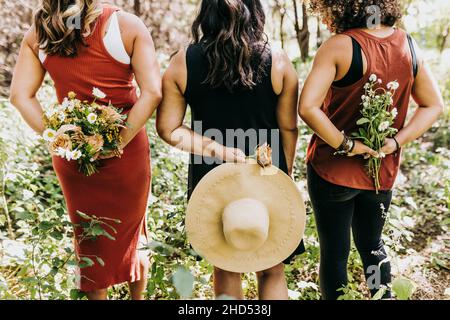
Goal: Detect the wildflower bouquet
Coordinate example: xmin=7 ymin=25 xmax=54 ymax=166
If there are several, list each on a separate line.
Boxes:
xmin=352 ymin=74 xmax=400 ymax=193
xmin=43 ymin=88 xmax=128 ymax=176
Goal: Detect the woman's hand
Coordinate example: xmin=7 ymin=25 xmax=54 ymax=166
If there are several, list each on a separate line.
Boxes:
xmin=380 ymin=138 xmax=398 ymax=156
xmin=98 ymin=149 xmax=124 ymax=160
xmin=219 ymin=146 xmax=247 ymax=164
xmin=348 ymin=140 xmax=379 ymax=159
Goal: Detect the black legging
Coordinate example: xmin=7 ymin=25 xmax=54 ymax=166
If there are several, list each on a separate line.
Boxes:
xmin=307 ymin=164 xmax=392 ymax=300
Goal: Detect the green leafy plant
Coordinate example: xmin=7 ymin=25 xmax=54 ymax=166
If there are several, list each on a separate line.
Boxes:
xmin=352 ymin=74 xmax=400 ymax=193
xmin=392 ymin=277 xmax=416 ymax=300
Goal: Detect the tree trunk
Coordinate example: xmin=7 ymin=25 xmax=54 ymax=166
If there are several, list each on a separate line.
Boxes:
xmin=134 ymin=0 xmax=141 ymax=16
xmin=316 ymin=17 xmax=322 ymax=49
xmin=438 ymin=24 xmax=449 ymax=53
xmin=272 ymin=1 xmax=287 ymax=48
xmin=292 ymin=0 xmax=310 ymax=61
xmin=280 ymin=9 xmax=286 ymax=48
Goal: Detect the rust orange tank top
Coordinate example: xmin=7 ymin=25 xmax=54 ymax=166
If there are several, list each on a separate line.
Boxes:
xmin=42 ymin=5 xmax=137 ymax=110
xmin=306 ymin=28 xmax=415 ymax=191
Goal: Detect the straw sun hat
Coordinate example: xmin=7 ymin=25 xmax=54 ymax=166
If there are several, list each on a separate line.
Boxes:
xmin=186 ymin=146 xmax=306 ymax=273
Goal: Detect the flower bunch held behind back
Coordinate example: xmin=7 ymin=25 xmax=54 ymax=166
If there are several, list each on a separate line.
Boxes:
xmin=43 ymin=88 xmax=128 ymax=176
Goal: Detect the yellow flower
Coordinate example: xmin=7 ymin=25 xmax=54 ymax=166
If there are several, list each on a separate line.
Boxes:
xmin=68 ymin=91 xmax=77 ymax=99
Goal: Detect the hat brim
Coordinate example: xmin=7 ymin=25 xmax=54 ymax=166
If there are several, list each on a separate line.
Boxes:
xmin=186 ymin=163 xmax=306 ymax=273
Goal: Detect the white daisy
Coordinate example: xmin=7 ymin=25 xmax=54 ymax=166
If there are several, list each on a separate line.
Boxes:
xmin=387 ymin=81 xmax=399 ymax=90
xmin=55 ymin=147 xmax=68 ymax=158
xmin=369 ymin=74 xmax=377 ymax=82
xmin=67 ymin=100 xmax=75 ymax=112
xmin=58 ymin=112 xmax=66 ymax=122
xmin=61 ymin=97 xmax=70 ymax=110
xmin=43 ymin=129 xmax=57 ymax=142
xmin=72 ymin=150 xmax=82 ymax=160
xmin=378 ymin=121 xmax=390 ymax=132
xmin=391 ymin=108 xmax=398 ymax=119
xmin=45 ymin=108 xmax=57 ymax=118
xmin=65 ymin=150 xmax=75 ymax=161
xmin=92 ymin=87 xmax=106 ymax=99
xmin=87 ymin=113 xmax=97 ymax=124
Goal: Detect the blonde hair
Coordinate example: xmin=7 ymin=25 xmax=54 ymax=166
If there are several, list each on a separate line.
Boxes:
xmin=34 ymin=0 xmax=103 ymax=57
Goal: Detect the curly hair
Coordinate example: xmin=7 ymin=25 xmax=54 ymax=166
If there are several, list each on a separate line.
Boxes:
xmin=34 ymin=0 xmax=103 ymax=57
xmin=309 ymin=0 xmax=403 ymax=34
xmin=192 ymin=0 xmax=269 ymax=92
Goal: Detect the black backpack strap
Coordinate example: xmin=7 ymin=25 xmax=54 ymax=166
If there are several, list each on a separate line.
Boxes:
xmin=407 ymin=34 xmax=418 ymax=78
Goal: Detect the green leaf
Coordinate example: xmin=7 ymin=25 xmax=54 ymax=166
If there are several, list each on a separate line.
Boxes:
xmin=69 ymin=289 xmax=86 ymax=300
xmin=95 ymin=257 xmax=105 ymax=267
xmin=79 ymin=257 xmax=95 ymax=268
xmin=38 ymin=221 xmax=53 ymax=231
xmin=70 ymin=289 xmax=80 ymax=300
xmin=50 ymin=230 xmax=63 ymax=240
xmin=76 ymin=211 xmax=92 ymax=221
xmin=357 ymin=118 xmax=370 ymax=125
xmin=172 ymin=266 xmax=194 ymax=298
xmin=15 ymin=210 xmax=34 ymax=220
xmin=372 ymin=287 xmax=386 ymax=300
xmin=392 ymin=277 xmax=416 ymax=300
xmin=90 ymin=224 xmax=106 ymax=236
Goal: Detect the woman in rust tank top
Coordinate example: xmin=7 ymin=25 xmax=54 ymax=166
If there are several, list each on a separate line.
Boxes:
xmin=10 ymin=1 xmax=162 ymax=299
xmin=299 ymin=0 xmax=444 ymax=299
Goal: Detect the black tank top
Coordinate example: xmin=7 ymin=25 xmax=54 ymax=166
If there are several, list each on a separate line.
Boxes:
xmin=334 ymin=33 xmax=418 ymax=88
xmin=184 ymin=43 xmax=288 ymax=196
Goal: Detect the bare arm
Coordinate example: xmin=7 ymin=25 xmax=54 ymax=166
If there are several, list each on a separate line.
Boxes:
xmin=299 ymin=36 xmax=378 ymax=157
xmin=273 ymin=50 xmax=299 ymax=176
xmin=9 ymin=28 xmax=46 ymax=134
xmin=119 ymin=14 xmax=162 ymax=149
xmin=381 ymin=41 xmax=444 ymax=154
xmin=156 ymin=49 xmax=245 ymax=163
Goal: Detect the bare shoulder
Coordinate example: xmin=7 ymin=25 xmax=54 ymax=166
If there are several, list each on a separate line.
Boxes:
xmin=271 ymin=46 xmax=291 ymax=73
xmin=168 ymin=48 xmax=187 ymax=74
xmin=270 ymin=46 xmax=298 ymax=94
xmin=116 ymin=11 xmax=149 ymax=37
xmin=23 ymin=26 xmax=40 ymax=54
xmin=315 ymin=34 xmax=352 ymax=60
xmin=164 ymin=47 xmax=188 ymax=90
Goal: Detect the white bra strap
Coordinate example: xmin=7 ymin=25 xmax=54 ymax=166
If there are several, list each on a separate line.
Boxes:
xmin=38 ymin=49 xmax=47 ymax=64
xmin=38 ymin=11 xmax=131 ymax=65
xmin=103 ymin=11 xmax=131 ymax=65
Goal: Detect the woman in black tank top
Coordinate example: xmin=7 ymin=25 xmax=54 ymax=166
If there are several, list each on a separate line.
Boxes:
xmin=157 ymin=0 xmax=303 ymax=299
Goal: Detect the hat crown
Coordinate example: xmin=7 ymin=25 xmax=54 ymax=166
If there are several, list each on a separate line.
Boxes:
xmin=222 ymin=198 xmax=269 ymax=251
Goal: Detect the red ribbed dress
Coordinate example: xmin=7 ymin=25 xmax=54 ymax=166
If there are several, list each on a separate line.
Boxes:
xmin=42 ymin=6 xmax=151 ymax=291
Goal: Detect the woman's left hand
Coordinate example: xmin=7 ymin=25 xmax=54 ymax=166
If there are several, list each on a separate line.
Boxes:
xmin=98 ymin=149 xmax=124 ymax=160
xmin=380 ymin=138 xmax=398 ymax=156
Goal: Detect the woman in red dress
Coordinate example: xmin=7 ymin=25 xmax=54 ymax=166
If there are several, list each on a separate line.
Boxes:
xmin=10 ymin=1 xmax=162 ymax=300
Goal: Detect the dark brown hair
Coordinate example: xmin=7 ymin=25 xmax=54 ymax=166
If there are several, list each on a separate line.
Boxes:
xmin=191 ymin=0 xmax=269 ymax=91
xmin=34 ymin=0 xmax=102 ymax=57
xmin=309 ymin=0 xmax=403 ymax=34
